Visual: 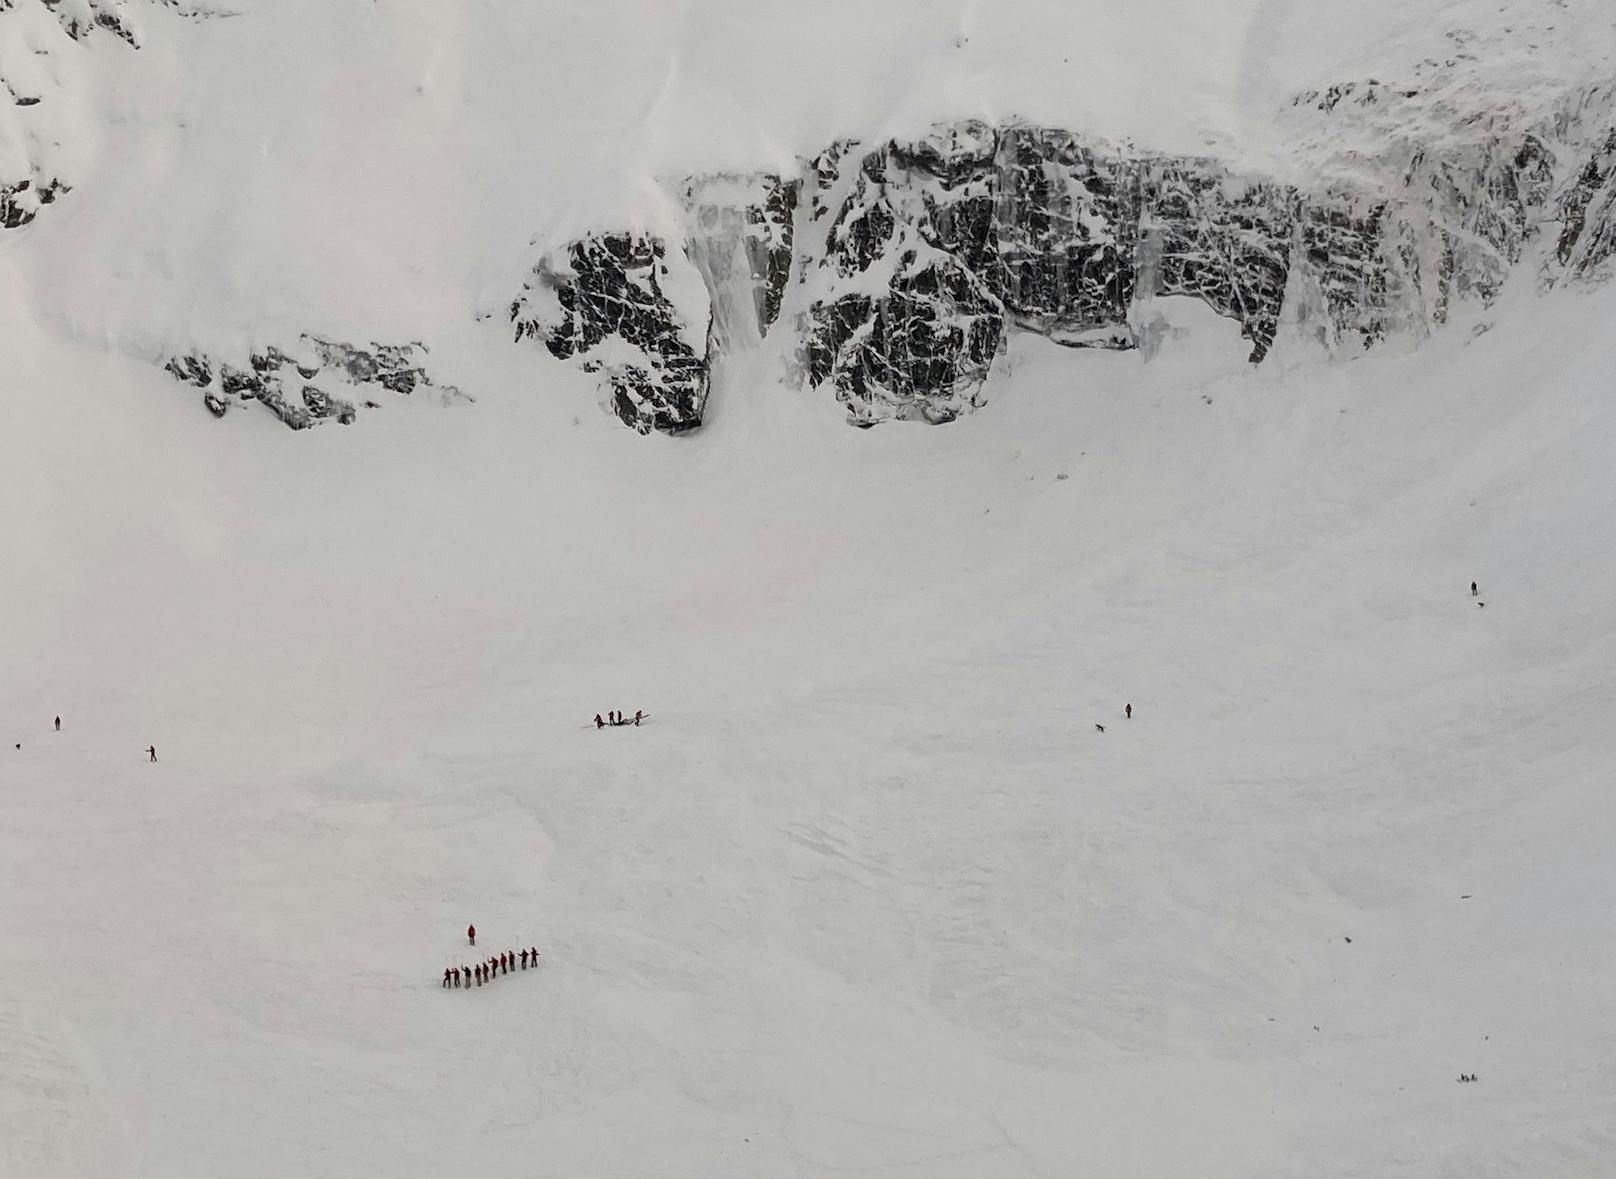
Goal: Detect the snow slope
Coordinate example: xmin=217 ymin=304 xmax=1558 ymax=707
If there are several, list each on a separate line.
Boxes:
xmin=4 ymin=1 xmax=1616 ymax=1175
xmin=6 ymin=274 xmax=1616 ymax=1175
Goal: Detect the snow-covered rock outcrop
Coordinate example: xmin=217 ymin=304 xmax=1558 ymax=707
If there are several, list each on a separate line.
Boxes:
xmin=0 ymin=0 xmax=139 ymax=228
xmin=163 ymin=337 xmax=467 ymax=430
xmin=7 ymin=2 xmax=1616 ymax=436
xmin=510 ymin=233 xmax=713 ymax=434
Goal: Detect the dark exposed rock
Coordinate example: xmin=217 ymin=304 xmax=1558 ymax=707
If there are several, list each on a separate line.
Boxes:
xmin=1139 ymin=160 xmax=1295 ymax=362
xmin=219 ymin=364 xmax=265 ymax=400
xmin=164 ymin=354 xmax=212 ymax=388
xmin=40 ymin=0 xmax=138 ymax=45
xmin=993 ymin=128 xmax=1141 ymax=347
xmin=510 ymin=232 xmax=711 ymax=434
xmin=801 ymin=125 xmax=1007 ymax=425
xmin=0 ymin=178 xmax=69 ymax=230
xmin=806 ymin=251 xmax=1002 ymax=425
xmin=1298 ymin=198 xmax=1393 ymax=348
xmin=163 ymin=335 xmax=459 ymax=430
xmin=1555 ymin=125 xmax=1616 ymax=278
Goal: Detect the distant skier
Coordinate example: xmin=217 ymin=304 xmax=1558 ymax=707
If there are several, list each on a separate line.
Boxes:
xmin=1125 ymin=703 xmax=1132 ymax=720
xmin=1471 ymin=581 xmax=1478 ymax=597
xmin=529 ymin=945 xmax=539 ymax=965
xmin=634 ymin=710 xmax=642 ymax=726
xmin=452 ymin=966 xmax=461 ymax=988
xmin=443 ymin=968 xmax=452 ymax=989
xmin=502 ymin=951 xmax=511 ymax=974
xmin=594 ymin=714 xmax=605 ymax=729
xmin=54 ymin=716 xmax=60 ymax=732
xmin=467 ymin=923 xmax=476 ymax=947
xmin=520 ymin=948 xmax=529 ymax=969
xmin=147 ymin=745 xmax=157 ymax=763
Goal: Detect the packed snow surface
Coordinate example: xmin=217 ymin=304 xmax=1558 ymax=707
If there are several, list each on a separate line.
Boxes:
xmin=4 ymin=0 xmax=1616 ymax=1175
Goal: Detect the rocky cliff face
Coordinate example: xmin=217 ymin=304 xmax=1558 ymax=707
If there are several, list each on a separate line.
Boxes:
xmin=509 ymin=233 xmax=713 ymax=434
xmin=6 ymin=2 xmax=1615 ymax=435
xmin=518 ymin=79 xmax=1616 ymax=437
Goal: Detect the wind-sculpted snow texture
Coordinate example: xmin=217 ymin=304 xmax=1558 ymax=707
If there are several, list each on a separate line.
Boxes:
xmin=510 ymin=234 xmax=712 ymax=435
xmin=162 ymin=337 xmax=465 ymax=430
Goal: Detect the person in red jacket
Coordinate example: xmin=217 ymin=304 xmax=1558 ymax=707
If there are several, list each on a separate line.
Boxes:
xmin=467 ymin=923 xmax=476 ymax=946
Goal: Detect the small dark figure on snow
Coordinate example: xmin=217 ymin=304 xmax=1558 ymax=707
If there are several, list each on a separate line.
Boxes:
xmin=467 ymin=923 xmax=476 ymax=946
xmin=147 ymin=746 xmax=157 ymax=763
xmin=1125 ymin=703 xmax=1132 ymax=719
xmin=529 ymin=945 xmax=539 ymax=964
xmin=595 ymin=714 xmax=605 ymax=729
xmin=443 ymin=968 xmax=452 ymax=988
xmin=476 ymin=965 xmax=485 ymax=986
xmin=54 ymin=716 xmax=60 ymax=732
xmin=1095 ymin=724 xmax=1105 ymax=733
xmin=634 ymin=710 xmax=642 ymax=726
xmin=452 ymin=966 xmax=461 ymax=987
xmin=1471 ymin=581 xmax=1478 ymax=597
xmin=520 ymin=948 xmax=529 ymax=968
xmin=503 ymin=951 xmax=512 ymax=973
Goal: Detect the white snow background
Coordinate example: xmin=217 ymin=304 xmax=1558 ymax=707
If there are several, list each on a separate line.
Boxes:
xmin=3 ymin=0 xmax=1615 ymax=1175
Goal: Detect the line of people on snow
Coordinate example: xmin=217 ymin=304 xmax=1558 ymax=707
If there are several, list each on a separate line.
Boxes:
xmin=595 ymin=710 xmax=642 ymax=729
xmin=444 ymin=947 xmax=540 ymax=988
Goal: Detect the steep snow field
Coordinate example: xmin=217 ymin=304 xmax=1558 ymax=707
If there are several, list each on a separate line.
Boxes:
xmin=6 ymin=282 xmax=1616 ymax=1175
xmin=6 ymin=0 xmax=1616 ymax=1175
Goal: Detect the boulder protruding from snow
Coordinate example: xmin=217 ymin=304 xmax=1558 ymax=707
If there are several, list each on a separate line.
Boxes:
xmin=161 ymin=336 xmax=464 ymax=429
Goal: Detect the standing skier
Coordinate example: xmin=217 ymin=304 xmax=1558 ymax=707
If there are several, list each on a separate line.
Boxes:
xmin=54 ymin=716 xmax=60 ymax=732
xmin=443 ymin=967 xmax=452 ymax=989
xmin=147 ymin=745 xmax=157 ymax=763
xmin=594 ymin=714 xmax=605 ymax=729
xmin=1125 ymin=703 xmax=1132 ymax=719
xmin=634 ymin=710 xmax=642 ymax=726
xmin=520 ymin=948 xmax=529 ymax=969
xmin=1471 ymin=581 xmax=1478 ymax=597
xmin=467 ymin=923 xmax=476 ymax=946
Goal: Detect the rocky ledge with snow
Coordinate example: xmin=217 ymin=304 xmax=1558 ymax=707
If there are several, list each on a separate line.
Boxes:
xmin=520 ymin=76 xmax=1616 ymax=435
xmin=163 ymin=337 xmax=468 ymax=430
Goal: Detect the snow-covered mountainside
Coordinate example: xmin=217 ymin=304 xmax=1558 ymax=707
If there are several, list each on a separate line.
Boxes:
xmin=6 ymin=3 xmax=1616 ymax=1177
xmin=4 ymin=0 xmax=1614 ymax=434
